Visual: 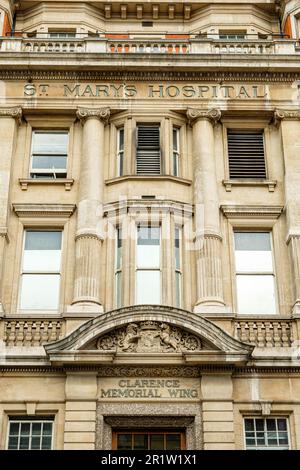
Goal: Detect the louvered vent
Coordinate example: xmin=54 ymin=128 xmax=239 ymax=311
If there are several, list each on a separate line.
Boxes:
xmin=136 ymin=125 xmax=161 ymax=175
xmin=227 ymin=130 xmax=266 ymax=179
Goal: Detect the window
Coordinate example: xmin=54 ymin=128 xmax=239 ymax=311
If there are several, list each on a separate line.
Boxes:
xmin=136 ymin=124 xmax=160 ymax=175
xmin=234 ymin=232 xmax=276 ymax=314
xmin=117 ymin=127 xmax=124 ymax=176
xmin=219 ymin=31 xmax=246 ymax=40
xmin=227 ymin=129 xmax=266 ymax=179
xmin=244 ymin=418 xmax=289 ymax=450
xmin=136 ymin=226 xmax=161 ymax=304
xmin=175 ymin=227 xmax=182 ymax=307
xmin=115 ymin=227 xmax=122 ymax=308
xmin=20 ymin=231 xmax=62 ymax=310
xmin=113 ymin=431 xmax=185 ymax=450
xmin=7 ymin=418 xmax=53 ymax=450
xmin=172 ymin=127 xmax=180 ymax=177
xmin=30 ymin=131 xmax=68 ymax=179
xmin=48 ymin=32 xmax=76 ymax=38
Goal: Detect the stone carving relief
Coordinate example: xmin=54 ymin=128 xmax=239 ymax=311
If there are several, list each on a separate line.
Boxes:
xmin=96 ymin=321 xmax=202 ymax=353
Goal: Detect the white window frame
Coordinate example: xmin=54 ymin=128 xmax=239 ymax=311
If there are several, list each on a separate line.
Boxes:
xmin=30 ymin=130 xmax=69 ymax=179
xmin=234 ymin=230 xmax=278 ymax=315
xmin=115 ymin=227 xmax=122 ymax=308
xmin=117 ymin=127 xmax=125 ymax=177
xmin=19 ymin=229 xmax=63 ymax=311
xmin=243 ymin=417 xmax=290 ymax=450
xmin=174 ymin=226 xmax=183 ymax=308
xmin=172 ymin=126 xmax=180 ymax=177
xmin=6 ymin=418 xmax=54 ymax=450
xmin=48 ymin=31 xmax=76 ymax=38
xmin=219 ymin=30 xmax=247 ymax=40
xmin=135 ymin=225 xmax=161 ymax=304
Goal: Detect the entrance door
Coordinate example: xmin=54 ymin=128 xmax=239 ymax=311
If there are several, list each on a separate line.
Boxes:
xmin=112 ymin=430 xmax=186 ymax=450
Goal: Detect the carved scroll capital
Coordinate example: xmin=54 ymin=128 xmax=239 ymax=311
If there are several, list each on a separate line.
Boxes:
xmin=0 ymin=106 xmax=22 ymax=125
xmin=273 ymin=109 xmax=300 ymax=126
xmin=187 ymin=108 xmax=221 ymax=126
xmin=76 ymin=107 xmax=110 ymax=125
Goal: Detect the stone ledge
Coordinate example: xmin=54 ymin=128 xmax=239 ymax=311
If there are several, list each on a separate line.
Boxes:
xmin=222 ymin=179 xmax=277 ymax=192
xmin=19 ymin=178 xmax=74 ymax=191
xmin=13 ymin=203 xmax=76 ymax=218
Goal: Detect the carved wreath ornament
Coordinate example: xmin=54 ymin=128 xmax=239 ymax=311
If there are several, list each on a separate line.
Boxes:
xmin=96 ymin=321 xmax=202 ymax=353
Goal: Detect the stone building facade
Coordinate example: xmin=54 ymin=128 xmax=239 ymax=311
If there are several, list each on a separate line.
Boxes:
xmin=0 ymin=0 xmax=300 ymax=451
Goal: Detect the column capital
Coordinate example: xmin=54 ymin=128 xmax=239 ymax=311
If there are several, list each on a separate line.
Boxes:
xmin=0 ymin=106 xmax=22 ymax=125
xmin=187 ymin=108 xmax=221 ymax=126
xmin=273 ymin=108 xmax=300 ymax=126
xmin=76 ymin=107 xmax=110 ymax=125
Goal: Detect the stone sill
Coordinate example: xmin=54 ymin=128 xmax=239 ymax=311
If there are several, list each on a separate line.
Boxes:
xmin=106 ymin=175 xmax=192 ymax=186
xmin=222 ymin=179 xmax=277 ymax=192
xmin=19 ymin=178 xmax=74 ymax=191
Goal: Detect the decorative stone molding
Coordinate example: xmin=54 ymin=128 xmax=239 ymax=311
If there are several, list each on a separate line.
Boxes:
xmin=234 ymin=319 xmax=294 ymax=348
xmin=222 ymin=180 xmax=277 ymax=193
xmin=187 ymin=108 xmax=221 ymax=126
xmin=19 ymin=178 xmax=74 ymax=191
xmin=104 ymin=416 xmax=194 ymax=427
xmin=98 ymin=366 xmax=200 ymax=377
xmin=97 ymin=321 xmax=202 ymax=353
xmin=4 ymin=319 xmax=62 ymax=347
xmin=12 ymin=203 xmax=76 ymax=218
xmin=0 ymin=106 xmax=22 ymax=124
xmin=103 ymin=199 xmax=193 ymax=219
xmin=76 ymin=107 xmax=110 ymax=125
xmin=0 ymin=227 xmax=9 ymax=242
xmin=260 ymin=402 xmax=272 ymax=416
xmin=221 ymin=205 xmax=283 ymax=219
xmin=274 ymin=109 xmax=300 ymax=126
xmin=1 ymin=71 xmax=300 ymax=82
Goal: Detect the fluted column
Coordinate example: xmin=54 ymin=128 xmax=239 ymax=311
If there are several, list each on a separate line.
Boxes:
xmin=275 ymin=110 xmax=300 ymax=314
xmin=187 ymin=108 xmax=227 ymax=314
xmin=0 ymin=107 xmax=22 ymax=313
xmin=70 ymin=107 xmax=110 ymax=314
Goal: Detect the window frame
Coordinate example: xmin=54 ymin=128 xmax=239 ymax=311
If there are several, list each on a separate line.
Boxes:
xmin=115 ymin=226 xmax=123 ymax=308
xmin=29 ymin=130 xmax=69 ymax=179
xmin=19 ymin=229 xmax=63 ymax=312
xmin=6 ymin=417 xmax=54 ymax=450
xmin=172 ymin=126 xmax=180 ymax=177
xmin=112 ymin=430 xmax=186 ymax=450
xmin=116 ymin=127 xmax=125 ymax=177
xmin=135 ymin=224 xmax=162 ymax=305
xmin=243 ymin=417 xmax=290 ymax=450
xmin=222 ymin=120 xmax=270 ymax=183
xmin=218 ymin=30 xmax=247 ymax=40
xmin=174 ymin=225 xmax=183 ymax=308
xmin=233 ymin=230 xmax=278 ymax=315
xmin=136 ymin=123 xmax=161 ymax=176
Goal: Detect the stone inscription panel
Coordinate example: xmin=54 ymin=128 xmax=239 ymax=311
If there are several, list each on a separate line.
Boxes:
xmin=98 ymin=377 xmax=200 ymax=401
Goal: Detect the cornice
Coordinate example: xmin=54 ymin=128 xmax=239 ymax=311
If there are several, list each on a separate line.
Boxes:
xmin=0 ymin=106 xmax=22 ymax=124
xmin=221 ymin=205 xmax=284 ymax=219
xmin=13 ymin=203 xmax=76 ymax=218
xmin=103 ymin=199 xmax=194 ymax=218
xmin=187 ymin=108 xmax=221 ymax=125
xmin=76 ymin=107 xmax=110 ymax=125
xmin=0 ymin=70 xmax=300 ymax=83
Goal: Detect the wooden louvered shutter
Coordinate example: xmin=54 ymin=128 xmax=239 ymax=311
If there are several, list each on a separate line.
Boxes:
xmin=136 ymin=124 xmax=161 ymax=175
xmin=227 ymin=130 xmax=266 ymax=179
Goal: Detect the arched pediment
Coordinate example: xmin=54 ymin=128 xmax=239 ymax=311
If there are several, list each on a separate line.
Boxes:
xmin=44 ymin=305 xmax=253 ymax=365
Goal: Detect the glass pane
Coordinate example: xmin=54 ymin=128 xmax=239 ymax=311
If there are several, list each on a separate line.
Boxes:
xmin=175 ymin=272 xmax=182 ymax=308
xmin=42 ymin=423 xmax=53 ymax=435
xmin=173 ymin=153 xmax=178 ymax=176
xmin=115 ymin=272 xmax=122 ymax=308
xmin=118 ymin=128 xmax=124 ymax=150
xmin=23 ymin=231 xmax=62 ymax=271
xmin=20 ymin=274 xmax=60 ymax=310
xmin=150 ymin=434 xmax=164 ymax=450
xmin=9 ymin=423 xmax=20 ymax=435
xmin=245 ymin=419 xmax=254 ymax=432
xmin=173 ymin=128 xmax=179 ymax=150
xmin=8 ymin=436 xmax=18 ymax=450
xmin=234 ymin=233 xmax=273 ymax=272
xmin=21 ymin=423 xmax=30 ymax=435
xmin=133 ymin=434 xmax=148 ymax=450
xmin=267 ymin=419 xmax=276 ymax=431
xmin=31 ymin=436 xmax=41 ymax=450
xmin=255 ymin=419 xmax=264 ymax=432
xmin=117 ymin=434 xmax=132 ymax=450
xmin=33 ymin=132 xmax=68 ymax=154
xmin=236 ymin=275 xmax=276 ymax=314
xmin=41 ymin=436 xmax=52 ymax=450
xmin=175 ymin=228 xmax=181 ymax=269
xmin=116 ymin=229 xmax=122 ymax=269
xmin=277 ymin=419 xmax=287 ymax=431
xmin=137 ymin=227 xmax=160 ymax=268
xmin=166 ymin=434 xmax=181 ymax=450
xmin=19 ymin=436 xmax=30 ymax=449
xmin=136 ymin=271 xmax=160 ymax=304
xmin=32 ymin=155 xmax=67 ymax=170
xmin=32 ymin=423 xmax=42 ymax=435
